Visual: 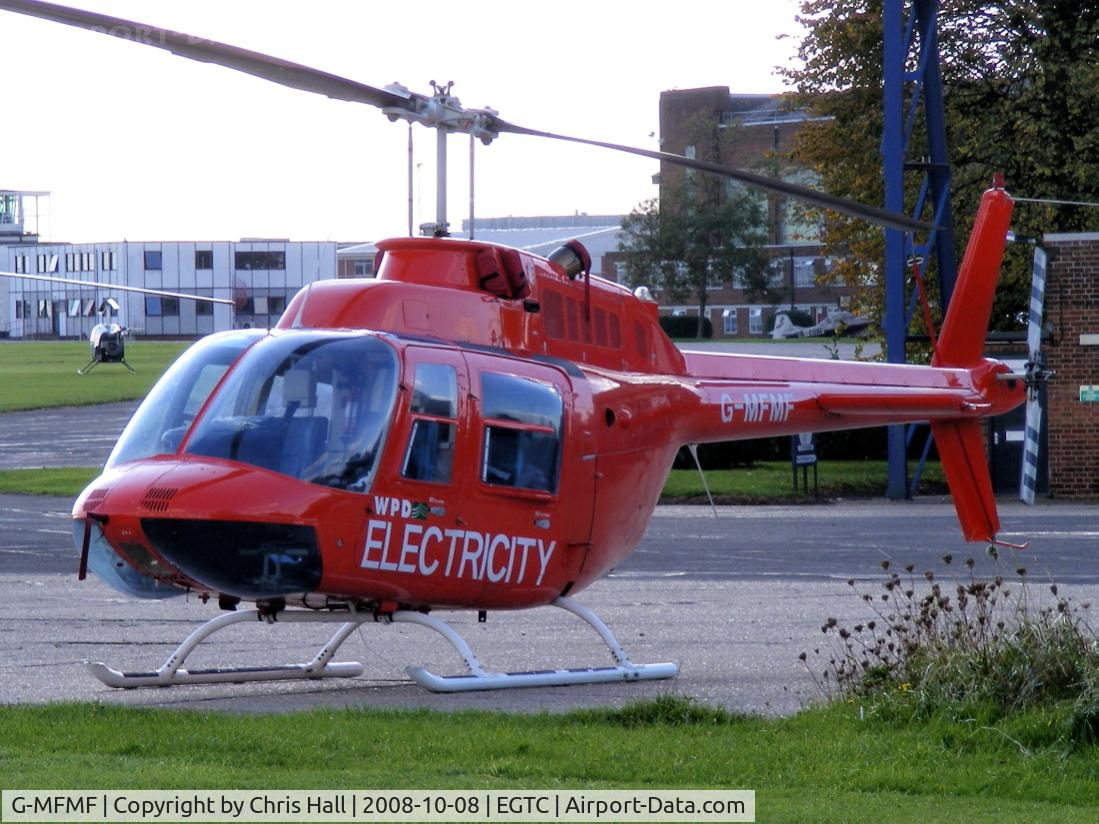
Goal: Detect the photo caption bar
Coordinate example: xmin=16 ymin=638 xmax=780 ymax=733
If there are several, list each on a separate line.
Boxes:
xmin=2 ymin=790 xmax=754 ymax=822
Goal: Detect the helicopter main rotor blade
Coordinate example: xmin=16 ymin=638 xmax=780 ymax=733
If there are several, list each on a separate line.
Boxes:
xmin=491 ymin=120 xmax=931 ymax=234
xmin=0 ymin=0 xmax=928 ymax=234
xmin=0 ymin=271 xmax=235 ymax=304
xmin=0 ymin=0 xmax=411 ymax=111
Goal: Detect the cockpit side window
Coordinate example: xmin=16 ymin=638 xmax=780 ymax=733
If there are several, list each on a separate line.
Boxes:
xmin=480 ymin=372 xmax=562 ymax=494
xmin=401 ymin=362 xmax=458 ymax=484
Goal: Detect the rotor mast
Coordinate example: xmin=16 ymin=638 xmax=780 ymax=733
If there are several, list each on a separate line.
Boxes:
xmin=382 ymin=80 xmax=500 ymax=237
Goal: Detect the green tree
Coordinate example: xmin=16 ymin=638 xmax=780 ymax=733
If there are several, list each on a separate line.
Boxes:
xmin=781 ymin=0 xmax=1099 ymax=335
xmin=618 ymin=118 xmax=772 ymax=338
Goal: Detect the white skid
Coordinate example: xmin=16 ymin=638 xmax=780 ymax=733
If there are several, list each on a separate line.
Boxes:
xmin=87 ymin=596 xmax=679 ymax=692
xmin=395 ymin=596 xmax=679 ymax=692
xmin=87 ymin=608 xmax=368 ymax=688
xmin=407 ymin=663 xmax=680 ymax=693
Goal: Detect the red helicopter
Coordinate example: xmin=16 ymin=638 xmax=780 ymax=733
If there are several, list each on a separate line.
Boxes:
xmin=0 ymin=0 xmax=1026 ymax=692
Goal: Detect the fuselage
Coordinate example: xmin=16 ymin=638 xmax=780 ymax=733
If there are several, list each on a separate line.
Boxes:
xmin=73 ymin=235 xmax=1024 ymax=611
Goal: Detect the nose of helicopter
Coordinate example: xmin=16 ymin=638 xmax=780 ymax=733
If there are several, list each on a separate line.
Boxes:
xmin=73 ymin=456 xmax=342 ymax=600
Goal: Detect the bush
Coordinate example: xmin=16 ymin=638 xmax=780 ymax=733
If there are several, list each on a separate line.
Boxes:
xmin=803 ymin=553 xmax=1099 ymax=744
xmin=659 ymin=315 xmax=712 ymax=339
xmin=672 ymin=439 xmax=786 ymax=469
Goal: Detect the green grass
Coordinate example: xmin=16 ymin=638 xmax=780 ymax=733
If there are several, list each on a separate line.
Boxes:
xmin=0 ymin=340 xmax=189 ymax=412
xmin=662 ymin=460 xmax=946 ymax=503
xmin=0 ymin=467 xmax=100 ymax=496
xmin=1 ymin=698 xmax=1097 ymax=821
xmin=0 ymin=461 xmax=947 ymax=500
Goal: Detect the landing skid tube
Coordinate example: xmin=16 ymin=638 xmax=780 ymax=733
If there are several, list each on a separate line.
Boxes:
xmin=86 ymin=596 xmax=678 ymax=691
xmin=399 ymin=597 xmax=679 ymax=692
xmin=87 ymin=609 xmax=367 ymax=688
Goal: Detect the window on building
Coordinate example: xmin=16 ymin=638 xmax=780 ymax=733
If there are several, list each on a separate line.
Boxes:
xmin=37 ymin=254 xmax=58 ymax=273
xmin=402 ymin=362 xmax=459 ymax=484
xmin=269 ymin=295 xmax=287 ymax=315
xmin=723 ymin=309 xmax=737 ymax=336
xmin=480 ymin=372 xmax=562 ymax=493
xmin=253 ymin=296 xmax=269 ymax=315
xmin=235 ymin=250 xmax=286 ymax=270
xmin=144 ymin=250 xmax=162 ymax=270
xmin=101 ymin=250 xmax=116 ymax=271
xmin=749 ymin=307 xmax=764 ymax=335
xmin=65 ymin=253 xmax=75 ymax=271
xmin=145 ymin=295 xmax=179 ymax=316
xmin=353 ymin=260 xmax=370 ymax=276
xmin=14 ymin=255 xmax=27 ymax=274
xmin=195 ymin=250 xmax=214 ymax=269
xmin=196 ymin=299 xmax=214 ymax=316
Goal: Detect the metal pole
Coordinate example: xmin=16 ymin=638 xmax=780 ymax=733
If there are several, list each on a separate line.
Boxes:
xmin=469 ymin=132 xmax=475 ymax=240
xmin=436 ymin=127 xmax=448 ymax=235
xmin=883 ymin=0 xmax=908 ymax=499
xmin=407 ymin=125 xmax=414 ymax=237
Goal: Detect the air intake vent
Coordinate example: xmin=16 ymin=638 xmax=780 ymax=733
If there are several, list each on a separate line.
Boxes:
xmin=85 ymin=487 xmax=111 ymax=507
xmin=141 ymin=487 xmax=178 ymax=513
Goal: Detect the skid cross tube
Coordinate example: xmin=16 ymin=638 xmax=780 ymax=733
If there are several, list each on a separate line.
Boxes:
xmin=87 ymin=597 xmax=679 ymax=691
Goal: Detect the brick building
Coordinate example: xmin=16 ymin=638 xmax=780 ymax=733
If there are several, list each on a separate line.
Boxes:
xmin=647 ymin=87 xmax=851 ymax=337
xmin=1042 ymin=233 xmax=1099 ymax=499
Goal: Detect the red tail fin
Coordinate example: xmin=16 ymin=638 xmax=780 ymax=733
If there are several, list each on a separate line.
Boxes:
xmin=930 ymin=183 xmax=1015 ymax=544
xmin=930 ymin=419 xmax=998 ymax=542
xmin=932 ymin=185 xmax=1014 ymax=368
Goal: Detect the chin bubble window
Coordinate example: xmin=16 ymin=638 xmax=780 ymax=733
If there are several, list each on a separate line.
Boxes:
xmin=480 ymin=372 xmax=562 ymax=494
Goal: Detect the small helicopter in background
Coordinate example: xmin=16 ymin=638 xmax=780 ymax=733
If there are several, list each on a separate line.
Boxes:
xmin=79 ymin=323 xmax=131 ymax=374
xmin=0 ymin=0 xmax=1033 ymax=693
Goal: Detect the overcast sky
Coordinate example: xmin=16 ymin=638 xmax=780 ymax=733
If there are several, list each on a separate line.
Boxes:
xmin=2 ymin=0 xmax=805 ymax=243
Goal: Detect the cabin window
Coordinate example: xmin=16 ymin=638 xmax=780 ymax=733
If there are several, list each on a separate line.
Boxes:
xmin=402 ymin=363 xmax=458 ymax=484
xmin=480 ymin=372 xmax=562 ymax=493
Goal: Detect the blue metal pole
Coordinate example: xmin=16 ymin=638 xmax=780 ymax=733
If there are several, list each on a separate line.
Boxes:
xmin=917 ymin=0 xmax=957 ymax=306
xmin=883 ymin=0 xmax=908 ymax=499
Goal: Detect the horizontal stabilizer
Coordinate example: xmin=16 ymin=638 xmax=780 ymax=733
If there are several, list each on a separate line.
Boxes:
xmin=930 ymin=419 xmax=999 ymax=542
xmin=818 ymin=391 xmax=975 ymax=418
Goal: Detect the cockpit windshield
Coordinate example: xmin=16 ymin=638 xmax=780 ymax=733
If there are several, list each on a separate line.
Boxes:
xmin=183 ymin=332 xmax=398 ymax=493
xmin=106 ymin=329 xmax=266 ymax=469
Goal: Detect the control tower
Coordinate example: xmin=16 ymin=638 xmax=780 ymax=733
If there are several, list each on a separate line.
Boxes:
xmin=0 ymin=190 xmax=50 ymax=242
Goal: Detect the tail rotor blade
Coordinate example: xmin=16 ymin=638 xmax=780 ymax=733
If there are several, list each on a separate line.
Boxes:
xmin=1027 ymin=246 xmax=1048 ymax=357
xmin=1019 ymin=398 xmax=1042 ymax=506
xmin=1019 ymin=244 xmax=1049 ymax=505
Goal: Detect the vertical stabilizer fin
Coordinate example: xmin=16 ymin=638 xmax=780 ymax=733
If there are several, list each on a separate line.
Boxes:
xmin=932 ymin=184 xmax=1014 ymax=368
xmin=930 ymin=419 xmax=998 ymax=542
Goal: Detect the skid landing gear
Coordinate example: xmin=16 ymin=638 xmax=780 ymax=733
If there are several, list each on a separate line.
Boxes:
xmin=78 ymin=357 xmax=136 ymax=375
xmin=87 ymin=596 xmax=679 ymax=691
